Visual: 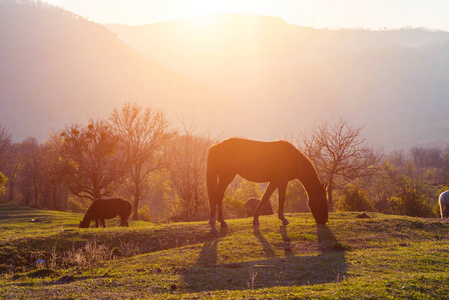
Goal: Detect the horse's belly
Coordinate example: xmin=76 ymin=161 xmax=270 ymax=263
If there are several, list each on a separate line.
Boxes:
xmin=237 ymin=165 xmax=293 ymax=183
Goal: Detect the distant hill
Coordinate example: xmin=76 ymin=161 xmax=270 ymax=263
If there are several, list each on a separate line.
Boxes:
xmin=0 ymin=1 xmax=229 ymax=142
xmin=106 ymin=15 xmax=449 ymax=149
xmin=2 ymin=2 xmax=449 ymax=149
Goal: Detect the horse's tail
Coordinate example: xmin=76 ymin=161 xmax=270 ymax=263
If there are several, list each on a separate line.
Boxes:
xmin=439 ymin=191 xmax=449 ymax=218
xmin=206 ymin=147 xmax=218 ymax=220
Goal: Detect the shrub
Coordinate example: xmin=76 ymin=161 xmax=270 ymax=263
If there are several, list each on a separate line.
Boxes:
xmin=0 ymin=172 xmax=7 ymax=200
xmin=388 ymin=176 xmax=434 ymax=217
xmin=138 ymin=205 xmax=152 ymax=222
xmin=336 ymin=183 xmax=374 ymax=212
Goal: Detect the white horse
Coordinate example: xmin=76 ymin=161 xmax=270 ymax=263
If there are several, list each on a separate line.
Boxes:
xmin=439 ymin=190 xmax=449 ymax=218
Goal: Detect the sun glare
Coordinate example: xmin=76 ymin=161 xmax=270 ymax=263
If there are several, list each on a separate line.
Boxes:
xmin=182 ymin=0 xmax=221 ymax=18
xmin=179 ymin=0 xmax=225 ymax=29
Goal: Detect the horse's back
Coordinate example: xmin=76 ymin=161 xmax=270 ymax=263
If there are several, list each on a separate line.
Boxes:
xmin=91 ymin=198 xmax=131 ymax=219
xmin=209 ymin=138 xmax=299 ymax=182
xmin=439 ymin=190 xmax=449 ymax=205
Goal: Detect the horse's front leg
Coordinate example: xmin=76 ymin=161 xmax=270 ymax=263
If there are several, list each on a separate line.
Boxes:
xmin=277 ymin=182 xmax=290 ymax=226
xmin=253 ymin=182 xmax=277 ymax=226
xmin=95 ymin=219 xmax=99 ymax=228
xmin=209 ymin=201 xmax=218 ymax=234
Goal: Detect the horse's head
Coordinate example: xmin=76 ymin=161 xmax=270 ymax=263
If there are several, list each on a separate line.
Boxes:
xmin=79 ymin=220 xmax=90 ymax=228
xmin=308 ymin=183 xmax=329 ymax=225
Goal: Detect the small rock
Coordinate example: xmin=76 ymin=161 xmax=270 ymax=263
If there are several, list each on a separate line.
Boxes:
xmin=57 ymin=275 xmax=74 ymax=283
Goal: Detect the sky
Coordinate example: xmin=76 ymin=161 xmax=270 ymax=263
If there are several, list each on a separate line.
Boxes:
xmin=42 ymin=0 xmax=449 ymax=31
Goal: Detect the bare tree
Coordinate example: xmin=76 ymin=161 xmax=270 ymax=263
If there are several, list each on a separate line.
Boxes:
xmin=0 ymin=125 xmax=12 ymax=201
xmin=16 ymin=137 xmax=42 ymax=206
xmin=164 ymin=121 xmax=212 ymax=221
xmin=301 ymin=118 xmax=382 ymax=211
xmin=109 ymin=102 xmax=173 ymax=220
xmin=0 ymin=125 xmax=12 ymax=173
xmin=56 ymin=119 xmax=124 ymax=200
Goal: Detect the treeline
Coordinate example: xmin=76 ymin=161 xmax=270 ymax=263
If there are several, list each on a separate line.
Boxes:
xmin=0 ymin=104 xmax=448 ymax=221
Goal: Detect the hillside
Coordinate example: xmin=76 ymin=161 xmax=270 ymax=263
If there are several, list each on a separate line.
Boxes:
xmin=0 ymin=1 xmax=229 ymax=142
xmin=2 ymin=2 xmax=449 ymax=149
xmin=107 ymin=15 xmax=449 ymax=149
xmin=2 ymin=202 xmax=449 ymax=298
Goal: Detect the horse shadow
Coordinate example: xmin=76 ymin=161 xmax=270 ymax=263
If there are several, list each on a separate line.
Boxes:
xmin=182 ymin=224 xmax=347 ymax=292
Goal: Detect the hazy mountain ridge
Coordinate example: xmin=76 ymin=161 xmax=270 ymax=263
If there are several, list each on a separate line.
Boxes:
xmin=106 ymin=15 xmax=449 ymax=149
xmin=0 ymin=1 xmax=230 ymax=142
xmin=1 ymin=2 xmax=449 ymax=149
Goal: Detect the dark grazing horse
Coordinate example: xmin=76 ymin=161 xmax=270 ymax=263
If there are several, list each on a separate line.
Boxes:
xmin=79 ymin=198 xmax=132 ymax=228
xmin=207 ymin=138 xmax=328 ymax=234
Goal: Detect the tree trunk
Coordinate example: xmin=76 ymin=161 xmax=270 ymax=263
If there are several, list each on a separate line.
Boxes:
xmin=132 ymin=197 xmax=139 ymax=220
xmin=132 ymin=185 xmax=141 ymax=220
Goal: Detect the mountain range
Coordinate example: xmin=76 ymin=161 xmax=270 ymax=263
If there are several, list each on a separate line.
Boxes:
xmin=2 ymin=1 xmax=449 ymax=150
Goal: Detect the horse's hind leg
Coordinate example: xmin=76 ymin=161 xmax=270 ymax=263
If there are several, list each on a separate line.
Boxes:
xmin=100 ymin=219 xmax=106 ymax=228
xmin=209 ymin=175 xmax=234 ymax=234
xmin=216 ymin=177 xmax=234 ymax=229
xmin=253 ymin=182 xmax=277 ymax=226
xmin=119 ymin=216 xmax=129 ymax=227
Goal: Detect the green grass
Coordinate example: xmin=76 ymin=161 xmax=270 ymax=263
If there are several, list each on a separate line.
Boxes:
xmin=1 ymin=202 xmax=449 ymax=299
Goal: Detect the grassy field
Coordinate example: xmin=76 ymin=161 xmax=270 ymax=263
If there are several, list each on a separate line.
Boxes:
xmin=1 ymin=201 xmax=449 ymax=299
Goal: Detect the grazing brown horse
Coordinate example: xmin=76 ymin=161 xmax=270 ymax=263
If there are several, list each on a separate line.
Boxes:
xmin=207 ymin=138 xmax=328 ymax=234
xmin=79 ymin=198 xmax=132 ymax=228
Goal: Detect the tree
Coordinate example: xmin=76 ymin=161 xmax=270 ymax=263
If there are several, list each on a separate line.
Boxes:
xmin=0 ymin=125 xmax=12 ymax=173
xmin=411 ymin=147 xmax=443 ymax=169
xmin=0 ymin=172 xmax=7 ymax=200
xmin=109 ymin=102 xmax=173 ymax=220
xmin=0 ymin=125 xmax=14 ymax=201
xmin=301 ymin=118 xmax=382 ymax=211
xmin=36 ymin=136 xmax=70 ymax=210
xmin=164 ymin=121 xmax=211 ymax=221
xmin=56 ymin=119 xmax=123 ymax=200
xmin=16 ymin=137 xmax=43 ymax=206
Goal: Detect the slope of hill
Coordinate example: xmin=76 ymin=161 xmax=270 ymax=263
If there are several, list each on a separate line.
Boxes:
xmin=2 ymin=2 xmax=449 ymax=149
xmin=0 ymin=1 xmax=230 ymax=142
xmin=106 ymin=15 xmax=449 ymax=149
xmin=2 ymin=202 xmax=449 ymax=298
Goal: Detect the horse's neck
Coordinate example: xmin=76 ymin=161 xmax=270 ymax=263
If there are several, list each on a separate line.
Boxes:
xmin=297 ymin=158 xmax=322 ymax=195
xmin=82 ymin=208 xmax=94 ymax=223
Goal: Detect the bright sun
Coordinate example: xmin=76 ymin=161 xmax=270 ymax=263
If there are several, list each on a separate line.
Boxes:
xmin=179 ymin=1 xmax=230 ymax=29
xmin=183 ymin=0 xmax=220 ymax=17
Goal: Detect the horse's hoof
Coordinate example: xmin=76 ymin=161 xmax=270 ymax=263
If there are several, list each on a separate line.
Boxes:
xmin=210 ymin=228 xmax=219 ymax=234
xmin=220 ymin=221 xmax=228 ymax=228
xmin=252 ymin=219 xmax=260 ymax=226
xmin=282 ymin=219 xmax=290 ymax=226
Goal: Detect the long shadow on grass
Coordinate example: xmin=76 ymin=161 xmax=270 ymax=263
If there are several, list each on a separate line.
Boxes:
xmin=182 ymin=224 xmax=347 ymax=292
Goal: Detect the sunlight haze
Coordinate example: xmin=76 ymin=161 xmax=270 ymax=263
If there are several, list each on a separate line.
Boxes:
xmin=42 ymin=0 xmax=449 ymax=30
